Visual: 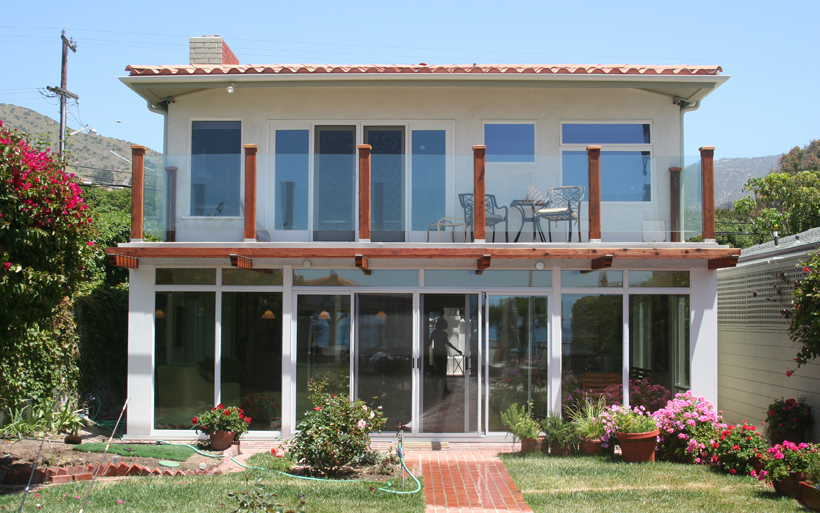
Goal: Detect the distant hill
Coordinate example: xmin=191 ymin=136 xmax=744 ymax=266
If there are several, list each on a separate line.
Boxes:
xmin=0 ymin=104 xmax=159 ymax=186
xmin=714 ymin=154 xmax=781 ymax=208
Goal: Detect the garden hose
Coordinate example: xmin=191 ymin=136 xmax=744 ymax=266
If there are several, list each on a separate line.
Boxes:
xmin=155 ymin=440 xmax=422 ymax=494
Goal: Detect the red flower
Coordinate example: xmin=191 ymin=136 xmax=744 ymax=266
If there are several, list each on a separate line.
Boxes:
xmin=732 ymin=445 xmax=740 ymax=450
xmin=217 ymin=403 xmax=224 ymax=409
xmin=786 ymin=370 xmax=793 ymax=377
xmin=245 ymin=417 xmax=252 ymax=424
xmin=729 ymin=469 xmax=736 ymax=474
xmin=804 ymin=266 xmax=811 ymax=273
xmin=239 ymin=412 xmax=244 ymax=419
xmin=2 ymin=262 xmax=10 ymax=270
xmin=212 ymin=407 xmax=217 ymax=411
xmin=314 ymin=407 xmax=321 ymax=411
xmin=712 ymin=442 xmax=719 ymax=449
xmin=192 ymin=417 xmax=198 ymax=424
xmin=223 ymin=410 xmax=231 ymax=415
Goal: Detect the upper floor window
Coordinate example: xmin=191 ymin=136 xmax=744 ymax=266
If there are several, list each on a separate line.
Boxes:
xmin=191 ymin=121 xmax=241 ymax=216
xmin=484 ymin=123 xmax=535 ymax=162
xmin=562 ymin=123 xmax=651 ymax=144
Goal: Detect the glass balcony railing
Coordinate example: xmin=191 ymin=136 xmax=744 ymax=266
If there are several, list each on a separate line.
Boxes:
xmin=139 ymin=152 xmax=705 ymax=244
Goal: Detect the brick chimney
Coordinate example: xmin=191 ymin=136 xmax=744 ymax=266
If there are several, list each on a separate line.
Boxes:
xmin=189 ymin=35 xmax=239 ymax=65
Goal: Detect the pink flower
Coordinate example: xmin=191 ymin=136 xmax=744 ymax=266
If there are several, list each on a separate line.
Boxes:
xmin=804 ymin=266 xmax=811 ymax=273
xmin=357 ymin=419 xmax=366 ymax=429
xmin=87 ymin=241 xmax=95 ymax=246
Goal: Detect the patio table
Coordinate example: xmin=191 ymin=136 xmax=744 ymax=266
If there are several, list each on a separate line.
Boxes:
xmin=510 ymin=200 xmax=545 ymax=243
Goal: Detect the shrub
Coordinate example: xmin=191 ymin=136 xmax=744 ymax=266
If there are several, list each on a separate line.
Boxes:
xmin=542 ymin=412 xmax=579 ymax=448
xmin=765 ymin=397 xmax=814 ymax=441
xmin=712 ymin=421 xmax=768 ymax=475
xmin=790 ymin=251 xmax=820 ymax=371
xmin=500 ymin=402 xmax=540 ymax=441
xmin=599 ymin=404 xmax=657 ymax=449
xmin=193 ymin=404 xmax=251 ymax=442
xmin=286 ymin=379 xmax=386 ymax=475
xmin=760 ymin=441 xmax=819 ymax=482
xmin=652 ymin=391 xmax=725 ymax=464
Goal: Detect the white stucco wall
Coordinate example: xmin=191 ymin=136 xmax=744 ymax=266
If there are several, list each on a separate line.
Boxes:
xmin=126 ymin=265 xmax=156 ymax=438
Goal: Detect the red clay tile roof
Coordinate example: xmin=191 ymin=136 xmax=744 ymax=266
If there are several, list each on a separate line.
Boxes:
xmin=125 ymin=63 xmax=722 ymax=77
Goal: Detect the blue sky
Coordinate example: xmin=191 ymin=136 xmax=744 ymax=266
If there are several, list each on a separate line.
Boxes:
xmin=1 ymin=0 xmax=817 ymax=159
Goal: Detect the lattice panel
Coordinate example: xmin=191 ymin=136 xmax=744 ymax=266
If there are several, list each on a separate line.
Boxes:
xmin=718 ymin=265 xmax=805 ymax=328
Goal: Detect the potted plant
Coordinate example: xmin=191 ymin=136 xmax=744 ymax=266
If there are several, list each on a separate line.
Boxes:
xmin=542 ymin=412 xmax=578 ymax=456
xmin=712 ymin=420 xmax=768 ymax=475
xmin=500 ymin=402 xmax=541 ymax=454
xmin=600 ymin=404 xmax=659 ymax=463
xmin=799 ymin=451 xmax=820 ymax=511
xmin=760 ymin=441 xmax=818 ymax=499
xmin=566 ymin=396 xmax=608 ymax=455
xmin=192 ymin=404 xmax=251 ymax=450
xmin=765 ymin=397 xmax=814 ymax=446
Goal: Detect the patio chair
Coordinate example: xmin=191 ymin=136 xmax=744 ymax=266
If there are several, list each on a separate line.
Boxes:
xmin=458 ymin=193 xmax=509 ymax=242
xmin=581 ymin=372 xmax=621 ymax=394
xmin=534 ymin=186 xmax=585 ymax=242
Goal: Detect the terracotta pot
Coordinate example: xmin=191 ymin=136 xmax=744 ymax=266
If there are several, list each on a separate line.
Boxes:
xmin=799 ymin=482 xmax=820 ymax=511
xmin=580 ymin=439 xmax=604 ymax=455
xmin=520 ymin=437 xmax=541 ymax=454
xmin=64 ymin=434 xmax=82 ymax=445
xmin=772 ymin=471 xmax=806 ymax=499
xmin=209 ymin=430 xmax=236 ymax=451
xmin=615 ymin=430 xmax=659 ymax=463
xmin=550 ymin=443 xmax=572 ymax=456
xmin=749 ymin=455 xmax=764 ymax=473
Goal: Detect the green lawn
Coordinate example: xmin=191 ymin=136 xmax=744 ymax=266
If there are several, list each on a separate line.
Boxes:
xmin=73 ymin=442 xmax=197 ymax=462
xmin=499 ymin=453 xmax=806 ymax=513
xmin=0 ymin=453 xmax=425 ymax=512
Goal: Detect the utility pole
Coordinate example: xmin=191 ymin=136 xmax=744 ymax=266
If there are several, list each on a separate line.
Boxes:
xmin=46 ymin=29 xmax=78 ymax=160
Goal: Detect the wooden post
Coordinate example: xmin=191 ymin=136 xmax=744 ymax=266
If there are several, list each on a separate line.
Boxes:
xmin=130 ymin=145 xmax=145 ymax=241
xmin=165 ymin=166 xmax=177 ymax=242
xmin=700 ymin=146 xmax=715 ymax=242
xmin=587 ymin=145 xmax=601 ymax=242
xmin=358 ymin=144 xmax=372 ymax=242
xmin=669 ymin=167 xmax=682 ymax=242
xmin=473 ymin=145 xmax=486 ymax=243
xmin=243 ymin=144 xmax=258 ymax=242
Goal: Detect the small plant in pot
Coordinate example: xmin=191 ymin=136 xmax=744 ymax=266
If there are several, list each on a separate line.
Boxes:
xmin=566 ymin=396 xmax=608 ymax=455
xmin=542 ymin=412 xmax=578 ymax=456
xmin=799 ymin=451 xmax=820 ymax=511
xmin=501 ymin=402 xmax=541 ymax=454
xmin=600 ymin=404 xmax=659 ymax=463
xmin=193 ymin=404 xmax=251 ymax=450
xmin=760 ymin=441 xmax=818 ymax=499
xmin=765 ymin=397 xmax=814 ymax=446
xmin=712 ymin=420 xmax=768 ymax=476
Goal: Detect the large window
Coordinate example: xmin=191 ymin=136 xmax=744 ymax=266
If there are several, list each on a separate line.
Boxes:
xmin=484 ymin=123 xmax=535 ymax=162
xmin=190 ymin=121 xmax=241 ymax=216
xmin=274 ymin=130 xmax=309 ymax=231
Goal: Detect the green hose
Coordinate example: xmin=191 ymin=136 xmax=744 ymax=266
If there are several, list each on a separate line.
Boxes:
xmin=156 ymin=440 xmax=422 ymax=494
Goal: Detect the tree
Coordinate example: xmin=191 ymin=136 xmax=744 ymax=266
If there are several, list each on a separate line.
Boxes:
xmin=0 ymin=121 xmax=96 ymax=407
xmin=787 ymin=251 xmax=820 ymax=374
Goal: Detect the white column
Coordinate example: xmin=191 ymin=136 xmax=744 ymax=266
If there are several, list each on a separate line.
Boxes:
xmin=548 ymin=269 xmax=563 ymax=414
xmin=126 ymin=265 xmax=155 ymax=438
xmin=689 ymin=267 xmax=719 ymax=406
xmin=280 ymin=266 xmax=294 ymax=436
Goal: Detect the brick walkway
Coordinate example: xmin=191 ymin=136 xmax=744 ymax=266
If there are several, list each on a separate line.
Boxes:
xmin=236 ymin=440 xmax=532 ymax=512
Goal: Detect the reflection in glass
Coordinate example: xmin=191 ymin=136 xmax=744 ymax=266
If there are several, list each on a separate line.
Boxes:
xmin=314 ymin=126 xmax=356 ymax=241
xmin=484 ymin=124 xmax=535 ymax=162
xmin=191 ymin=121 xmax=241 ymax=216
xmin=420 ymin=295 xmax=478 ymax=433
xmin=487 ymin=296 xmax=548 ymax=431
xmin=293 ymin=269 xmax=419 ymax=288
xmin=562 ymin=123 xmax=651 ymax=144
xmin=561 ymin=294 xmax=623 ymax=411
xmin=411 ymin=130 xmax=446 ymax=231
xmin=275 ymin=130 xmax=309 ymax=230
xmin=562 ymin=270 xmax=623 ymax=288
xmin=222 ymin=268 xmax=283 ymax=286
xmin=366 ymin=127 xmax=405 ymax=241
xmin=562 ymin=151 xmax=652 ymax=202
xmin=296 ymin=295 xmax=351 ymax=422
xmin=630 ymin=295 xmax=689 ymax=410
xmin=154 ymin=292 xmax=215 ymax=429
xmin=356 ymin=295 xmax=413 ymax=428
xmin=221 ymin=292 xmax=282 ymax=431
xmin=425 ymin=270 xmax=551 ymax=288
xmin=156 ymin=268 xmax=216 ymax=285
xmin=629 ymin=271 xmax=690 ymax=288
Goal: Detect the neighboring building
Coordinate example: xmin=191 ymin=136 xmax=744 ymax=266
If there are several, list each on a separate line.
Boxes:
xmin=718 ymin=229 xmax=820 ymax=442
xmin=109 ymin=36 xmax=738 ymax=440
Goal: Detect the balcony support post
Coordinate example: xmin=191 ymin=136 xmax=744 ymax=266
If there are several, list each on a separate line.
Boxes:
xmin=700 ymin=146 xmax=716 ymax=242
xmin=473 ymin=145 xmax=486 ymax=243
xmin=587 ymin=145 xmax=602 ymax=242
xmin=669 ymin=167 xmax=682 ymax=242
xmin=358 ymin=144 xmax=372 ymax=242
xmin=165 ymin=166 xmax=177 ymax=242
xmin=243 ymin=144 xmax=258 ymax=242
xmin=130 ymin=145 xmax=146 ymax=242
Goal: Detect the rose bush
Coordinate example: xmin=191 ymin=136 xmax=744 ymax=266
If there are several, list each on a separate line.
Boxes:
xmin=789 ymin=251 xmax=820 ymax=371
xmin=652 ymin=391 xmax=725 ymax=464
xmin=192 ymin=403 xmax=251 ymax=442
xmin=765 ymin=397 xmax=814 ymax=443
xmin=712 ymin=420 xmax=768 ymax=475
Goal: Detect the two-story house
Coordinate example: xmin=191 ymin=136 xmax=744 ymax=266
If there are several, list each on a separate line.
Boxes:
xmin=109 ymin=36 xmax=738 ymax=440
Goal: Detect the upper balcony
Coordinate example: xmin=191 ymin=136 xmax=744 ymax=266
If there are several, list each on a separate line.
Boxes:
xmin=130 ymin=146 xmax=716 ymax=247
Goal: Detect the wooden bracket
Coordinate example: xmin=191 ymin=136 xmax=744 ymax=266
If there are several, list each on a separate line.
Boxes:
xmin=229 ymin=254 xmax=253 ymax=269
xmin=107 ymin=254 xmax=139 ymax=269
xmin=591 ymin=254 xmax=614 ymax=270
xmin=708 ymin=254 xmax=739 ymax=270
xmin=477 ymin=254 xmax=491 ymax=271
xmin=355 ymin=254 xmax=372 ymax=275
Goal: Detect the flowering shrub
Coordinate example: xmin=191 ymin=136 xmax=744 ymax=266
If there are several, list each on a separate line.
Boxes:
xmin=602 ymin=379 xmax=671 ymax=413
xmin=760 ymin=441 xmax=819 ymax=482
xmin=712 ymin=421 xmax=768 ymax=475
xmin=193 ymin=404 xmax=251 ymax=442
xmin=599 ymin=404 xmax=657 ymax=449
xmin=765 ymin=397 xmax=814 ymax=442
xmin=286 ymin=379 xmax=386 ymax=475
xmin=652 ymin=391 xmax=725 ymax=464
xmin=789 ymin=251 xmax=820 ymax=371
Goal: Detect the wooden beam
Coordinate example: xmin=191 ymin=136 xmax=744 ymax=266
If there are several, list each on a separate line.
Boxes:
xmin=244 ymin=144 xmax=258 ymax=241
xmin=477 ymin=254 xmax=491 ymax=270
xmin=591 ymin=254 xmax=614 ymax=269
xmin=229 ymin=254 xmax=253 ymax=269
xmin=130 ymin=146 xmax=146 ymax=241
xmin=708 ymin=254 xmax=739 ymax=270
xmin=473 ymin=145 xmax=486 ymax=242
xmin=358 ymin=145 xmax=372 ymax=242
xmin=105 ymin=245 xmax=741 ymax=261
xmin=669 ymin=167 xmax=682 ymax=243
xmin=165 ymin=166 xmax=177 ymax=242
xmin=587 ymin=146 xmax=601 ymax=241
xmin=355 ymin=254 xmax=371 ymax=275
xmin=107 ymin=254 xmax=139 ymax=269
xmin=700 ymin=146 xmax=715 ymax=241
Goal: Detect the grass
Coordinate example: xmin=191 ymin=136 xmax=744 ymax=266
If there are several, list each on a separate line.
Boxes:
xmin=499 ymin=452 xmax=807 ymax=513
xmin=73 ymin=442 xmax=196 ymax=462
xmin=0 ymin=453 xmax=425 ymax=512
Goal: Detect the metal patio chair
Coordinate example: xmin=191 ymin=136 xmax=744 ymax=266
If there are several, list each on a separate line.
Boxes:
xmin=458 ymin=193 xmax=509 ymax=242
xmin=534 ymin=186 xmax=585 ymax=242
